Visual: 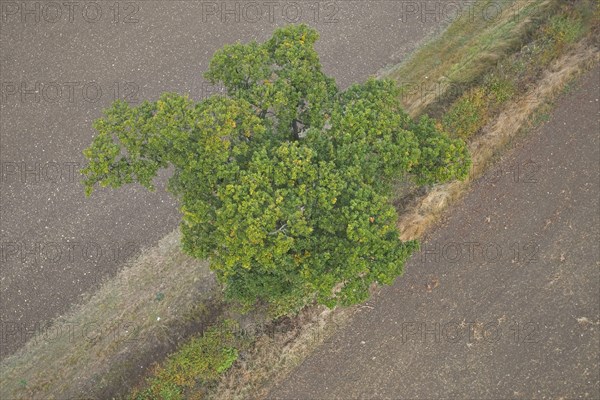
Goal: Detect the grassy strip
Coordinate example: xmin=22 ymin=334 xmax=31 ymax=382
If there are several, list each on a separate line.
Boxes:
xmin=384 ymin=0 xmax=558 ymax=116
xmin=128 ymin=1 xmax=599 ymax=400
xmin=441 ymin=1 xmax=597 ymax=141
xmin=129 ymin=302 xmax=352 ymax=400
xmin=396 ymin=0 xmax=598 ymax=241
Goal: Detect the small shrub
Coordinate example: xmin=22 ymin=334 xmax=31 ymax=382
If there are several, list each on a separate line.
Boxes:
xmin=546 ymin=15 xmax=584 ymax=46
xmin=130 ymin=320 xmax=243 ymax=400
xmin=484 ymin=76 xmax=516 ymax=105
xmin=442 ymin=87 xmax=490 ymax=140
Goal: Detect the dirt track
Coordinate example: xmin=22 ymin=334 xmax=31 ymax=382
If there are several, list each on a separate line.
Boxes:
xmin=0 ymin=1 xmax=472 ymax=359
xmin=267 ymin=66 xmax=600 ymax=399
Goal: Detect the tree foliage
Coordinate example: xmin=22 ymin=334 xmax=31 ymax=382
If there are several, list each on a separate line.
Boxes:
xmin=82 ymin=24 xmax=470 ymax=315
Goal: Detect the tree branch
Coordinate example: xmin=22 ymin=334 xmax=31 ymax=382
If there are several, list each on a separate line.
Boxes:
xmin=268 ymin=223 xmax=288 ymax=235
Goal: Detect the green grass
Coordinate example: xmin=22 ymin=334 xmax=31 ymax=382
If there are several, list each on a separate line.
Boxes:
xmin=548 ymin=14 xmax=585 ymax=44
xmin=385 ymin=0 xmax=558 ymax=116
xmin=442 ymin=87 xmax=490 ymax=139
xmin=434 ymin=0 xmax=597 ymax=140
xmin=484 ymin=75 xmax=517 ymax=104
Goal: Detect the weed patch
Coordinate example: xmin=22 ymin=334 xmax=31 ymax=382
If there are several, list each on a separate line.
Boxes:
xmin=130 ymin=319 xmax=249 ymax=400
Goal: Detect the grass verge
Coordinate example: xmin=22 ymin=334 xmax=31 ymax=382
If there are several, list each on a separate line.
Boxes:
xmin=384 ymin=0 xmax=557 ymax=115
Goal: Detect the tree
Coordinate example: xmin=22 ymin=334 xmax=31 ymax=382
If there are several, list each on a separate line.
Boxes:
xmin=82 ymin=24 xmax=470 ymax=316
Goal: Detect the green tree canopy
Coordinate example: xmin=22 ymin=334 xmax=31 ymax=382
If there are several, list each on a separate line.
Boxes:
xmin=82 ymin=24 xmax=470 ymax=315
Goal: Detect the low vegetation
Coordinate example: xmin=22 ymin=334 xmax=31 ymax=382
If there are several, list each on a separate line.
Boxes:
xmin=130 ymin=320 xmax=248 ymax=400
xmin=439 ymin=0 xmax=597 ymax=141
